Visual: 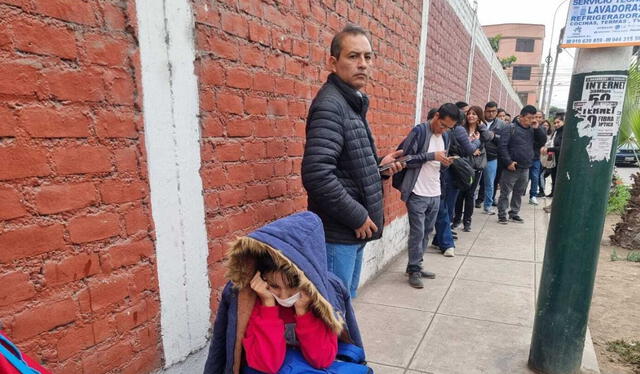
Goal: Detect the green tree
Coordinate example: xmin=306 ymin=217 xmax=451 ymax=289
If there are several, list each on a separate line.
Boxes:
xmin=488 ymin=34 xmax=502 ymax=52
xmin=500 ymin=55 xmax=517 ymax=69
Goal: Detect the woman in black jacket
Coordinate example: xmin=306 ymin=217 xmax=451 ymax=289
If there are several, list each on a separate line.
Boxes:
xmin=544 ymin=114 xmax=565 ymax=198
xmin=453 ymin=106 xmax=492 ymax=232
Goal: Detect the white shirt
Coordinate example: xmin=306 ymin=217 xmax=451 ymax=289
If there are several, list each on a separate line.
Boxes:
xmin=412 ymin=134 xmax=445 ymax=197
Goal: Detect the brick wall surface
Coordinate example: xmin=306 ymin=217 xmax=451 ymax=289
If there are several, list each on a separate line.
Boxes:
xmin=193 ymin=0 xmax=424 ymax=308
xmin=0 ymin=1 xmax=161 ymax=373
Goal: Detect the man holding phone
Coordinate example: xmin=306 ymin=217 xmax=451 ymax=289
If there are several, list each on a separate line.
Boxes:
xmin=301 ymin=25 xmax=403 ymax=298
xmin=396 ymin=103 xmax=460 ymax=288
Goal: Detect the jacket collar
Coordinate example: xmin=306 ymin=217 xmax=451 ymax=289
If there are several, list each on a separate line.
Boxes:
xmin=327 ymin=73 xmax=369 ymax=118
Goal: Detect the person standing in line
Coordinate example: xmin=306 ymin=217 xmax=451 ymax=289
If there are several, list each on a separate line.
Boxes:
xmin=497 ymin=105 xmax=547 ymax=224
xmin=537 ymin=119 xmax=552 ymax=197
xmin=432 ymin=102 xmax=487 ymax=257
xmin=397 ymin=104 xmax=459 ymax=288
xmin=475 ymin=102 xmax=507 ymax=214
xmin=301 ymin=25 xmax=404 ymax=298
xmin=543 ymin=113 xmax=565 ymax=213
xmin=526 ymin=111 xmax=545 ymax=205
xmin=453 ymin=106 xmax=492 ymax=232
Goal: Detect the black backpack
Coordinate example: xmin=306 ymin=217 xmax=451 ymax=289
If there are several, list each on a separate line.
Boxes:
xmin=448 ymin=128 xmax=475 ymax=191
xmin=392 ymin=124 xmax=427 ymax=191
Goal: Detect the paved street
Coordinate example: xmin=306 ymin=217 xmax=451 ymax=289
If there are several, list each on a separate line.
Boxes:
xmin=354 ymin=198 xmax=599 ymax=374
xmin=615 ymin=165 xmax=640 ymax=185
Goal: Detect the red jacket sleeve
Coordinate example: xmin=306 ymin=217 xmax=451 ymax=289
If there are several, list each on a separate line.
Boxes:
xmin=295 ymin=311 xmax=338 ymax=369
xmin=242 ymin=304 xmax=286 ymax=374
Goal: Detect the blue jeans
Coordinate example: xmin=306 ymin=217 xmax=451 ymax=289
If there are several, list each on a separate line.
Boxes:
xmin=326 ymin=242 xmax=365 ymax=298
xmin=529 ymin=160 xmax=542 ymax=198
xmin=406 ymin=194 xmax=440 ymax=272
xmin=483 ymin=159 xmax=498 ymax=209
xmin=432 ymin=170 xmax=456 ymax=250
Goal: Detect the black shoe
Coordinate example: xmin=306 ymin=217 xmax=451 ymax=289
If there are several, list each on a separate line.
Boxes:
xmin=474 ymin=201 xmax=482 ymax=209
xmin=463 ymin=225 xmax=471 ymax=232
xmin=451 ymin=221 xmax=460 ymax=229
xmin=451 ymin=230 xmax=458 ymax=235
xmin=408 ymin=272 xmax=424 ymax=288
xmin=537 ymin=192 xmax=546 ymax=197
xmin=509 ymin=215 xmax=524 ymax=223
xmin=406 ymin=270 xmax=436 ymax=279
xmin=492 ymin=202 xmax=497 ymax=207
xmin=498 ymin=217 xmax=508 ymax=225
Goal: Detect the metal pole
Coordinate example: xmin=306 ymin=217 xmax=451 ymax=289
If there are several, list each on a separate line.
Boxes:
xmin=545 ymin=28 xmax=564 ymax=117
xmin=540 ymin=55 xmax=552 ymax=112
xmin=529 ymin=46 xmax=632 ymax=374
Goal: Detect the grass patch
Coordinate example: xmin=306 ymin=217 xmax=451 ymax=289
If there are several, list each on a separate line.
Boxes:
xmin=608 ymin=183 xmax=631 ymax=215
xmin=606 ymin=339 xmax=640 ymax=370
xmin=628 ymin=251 xmax=640 ymax=262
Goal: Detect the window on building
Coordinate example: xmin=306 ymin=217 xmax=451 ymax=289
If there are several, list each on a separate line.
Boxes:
xmin=516 ymin=38 xmax=535 ymax=52
xmin=518 ymin=92 xmax=529 ymax=104
xmin=512 ymin=66 xmax=532 ymax=80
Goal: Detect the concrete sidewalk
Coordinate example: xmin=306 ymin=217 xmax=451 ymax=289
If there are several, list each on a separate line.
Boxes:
xmin=354 ymin=199 xmax=600 ymax=374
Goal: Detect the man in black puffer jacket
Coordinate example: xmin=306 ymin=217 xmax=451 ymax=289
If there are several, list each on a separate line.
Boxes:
xmin=497 ymin=105 xmax=547 ymax=224
xmin=302 ymin=25 xmax=403 ymax=298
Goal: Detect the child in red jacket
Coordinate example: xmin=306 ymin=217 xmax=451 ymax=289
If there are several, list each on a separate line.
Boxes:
xmin=242 ymin=254 xmax=338 ymax=374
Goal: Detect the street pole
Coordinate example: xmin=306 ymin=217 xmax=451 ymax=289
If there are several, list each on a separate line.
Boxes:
xmin=540 ymin=55 xmax=552 ymax=113
xmin=529 ymin=46 xmax=632 ymax=374
xmin=545 ymin=27 xmax=564 ymax=117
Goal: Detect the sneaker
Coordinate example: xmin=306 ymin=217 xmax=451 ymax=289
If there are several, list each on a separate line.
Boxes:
xmin=510 ymin=215 xmax=525 ymax=223
xmin=474 ymin=201 xmax=482 ymax=209
xmin=498 ymin=216 xmax=508 ymax=225
xmin=405 ymin=270 xmax=437 ymax=279
xmin=463 ymin=225 xmax=471 ymax=232
xmin=443 ymin=248 xmax=455 ymax=257
xmin=408 ymin=272 xmax=424 ymax=288
xmin=529 ymin=197 xmax=539 ymax=205
xmin=483 ymin=208 xmax=496 ymax=215
xmin=451 ymin=221 xmax=460 ymax=229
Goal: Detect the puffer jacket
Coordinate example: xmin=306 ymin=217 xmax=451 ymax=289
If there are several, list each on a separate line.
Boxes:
xmin=301 ymin=73 xmax=383 ymax=244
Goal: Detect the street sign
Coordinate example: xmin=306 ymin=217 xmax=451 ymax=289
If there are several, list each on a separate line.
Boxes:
xmin=573 ymin=75 xmax=627 ymax=161
xmin=561 ymin=0 xmax=640 ymax=48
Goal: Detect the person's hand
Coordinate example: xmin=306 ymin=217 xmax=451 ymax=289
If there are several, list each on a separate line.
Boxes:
xmin=473 ymin=149 xmax=481 ymax=156
xmin=355 ymin=216 xmax=378 ymax=240
xmin=507 ymin=162 xmax=517 ymax=171
xmin=380 ymin=150 xmax=404 ymax=176
xmin=470 ymin=131 xmax=480 ymax=141
xmin=294 ymin=290 xmax=312 ymax=316
xmin=541 ymin=147 xmax=547 ymax=154
xmin=250 ymin=271 xmax=275 ymax=307
xmin=532 ymin=121 xmax=540 ymax=129
xmin=434 ymin=151 xmax=452 ymax=166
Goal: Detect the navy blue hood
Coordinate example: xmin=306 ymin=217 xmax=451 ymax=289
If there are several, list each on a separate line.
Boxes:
xmin=225 ymin=211 xmax=344 ymax=333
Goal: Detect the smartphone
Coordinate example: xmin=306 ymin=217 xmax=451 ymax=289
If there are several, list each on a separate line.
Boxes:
xmin=379 ymin=155 xmax=413 ymax=171
xmin=448 ymin=155 xmax=460 ymax=160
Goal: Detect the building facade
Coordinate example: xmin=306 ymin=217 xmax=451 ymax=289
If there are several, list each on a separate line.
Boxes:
xmin=483 ymin=23 xmax=545 ymax=108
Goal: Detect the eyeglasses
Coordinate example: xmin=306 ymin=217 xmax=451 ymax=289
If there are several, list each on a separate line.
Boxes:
xmin=485 ymin=109 xmax=497 ymax=113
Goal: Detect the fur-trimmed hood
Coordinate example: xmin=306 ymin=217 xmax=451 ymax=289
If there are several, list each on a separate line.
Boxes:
xmin=225 ymin=211 xmax=344 ymax=334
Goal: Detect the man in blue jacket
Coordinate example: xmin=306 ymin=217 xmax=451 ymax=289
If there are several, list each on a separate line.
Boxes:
xmin=302 ymin=25 xmax=404 ymax=298
xmin=497 ymin=105 xmax=547 ymax=224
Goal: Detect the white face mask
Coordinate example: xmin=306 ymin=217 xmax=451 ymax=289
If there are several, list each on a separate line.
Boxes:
xmin=271 ymin=292 xmax=300 ymax=308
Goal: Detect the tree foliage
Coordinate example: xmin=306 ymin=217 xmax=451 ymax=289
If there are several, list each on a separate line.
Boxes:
xmin=618 ymin=56 xmax=640 ymax=150
xmin=488 ymin=34 xmax=502 ymax=52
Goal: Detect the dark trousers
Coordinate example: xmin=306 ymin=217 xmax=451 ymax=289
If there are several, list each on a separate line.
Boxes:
xmin=454 ymin=170 xmax=482 ymax=225
xmin=549 ymin=167 xmax=558 ymax=195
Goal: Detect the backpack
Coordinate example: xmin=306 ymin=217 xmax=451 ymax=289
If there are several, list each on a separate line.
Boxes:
xmin=0 ymin=332 xmax=51 ymax=374
xmin=448 ymin=129 xmax=475 ymax=191
xmin=391 ymin=124 xmax=427 ymax=191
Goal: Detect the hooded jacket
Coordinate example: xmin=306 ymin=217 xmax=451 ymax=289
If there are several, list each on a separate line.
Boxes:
xmin=301 ymin=73 xmax=384 ymax=244
xmin=203 ymin=212 xmax=363 ymax=374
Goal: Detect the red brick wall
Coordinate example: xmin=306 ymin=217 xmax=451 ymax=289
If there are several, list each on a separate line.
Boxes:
xmin=0 ymin=1 xmax=161 ymax=373
xmin=421 ymin=0 xmax=520 ymax=119
xmin=193 ymin=0 xmax=423 ymax=306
